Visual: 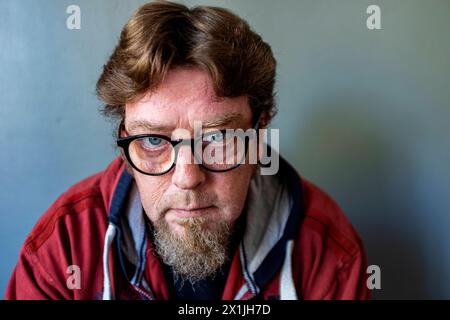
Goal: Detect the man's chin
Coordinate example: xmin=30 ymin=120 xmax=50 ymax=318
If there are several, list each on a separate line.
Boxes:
xmin=153 ymin=216 xmax=233 ymax=283
xmin=166 ymin=216 xmax=212 ymax=236
xmin=168 ymin=221 xmax=192 ymax=238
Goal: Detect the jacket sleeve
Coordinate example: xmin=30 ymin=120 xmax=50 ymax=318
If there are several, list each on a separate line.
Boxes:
xmin=5 ymin=248 xmax=67 ymax=300
xmin=324 ymin=250 xmax=371 ymax=300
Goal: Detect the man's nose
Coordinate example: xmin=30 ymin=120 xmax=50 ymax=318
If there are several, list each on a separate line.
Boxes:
xmin=171 ymin=145 xmax=205 ymax=190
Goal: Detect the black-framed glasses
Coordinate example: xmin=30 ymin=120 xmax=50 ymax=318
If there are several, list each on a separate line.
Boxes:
xmin=117 ymin=120 xmax=260 ymax=176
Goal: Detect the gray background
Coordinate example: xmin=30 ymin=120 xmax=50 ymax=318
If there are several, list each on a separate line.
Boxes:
xmin=1 ymin=0 xmax=449 ymax=299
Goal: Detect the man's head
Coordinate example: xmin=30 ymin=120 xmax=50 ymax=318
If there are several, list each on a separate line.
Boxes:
xmin=96 ymin=1 xmax=276 ymax=283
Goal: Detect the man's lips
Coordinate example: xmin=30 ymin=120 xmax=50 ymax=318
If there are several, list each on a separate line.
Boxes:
xmin=169 ymin=206 xmax=214 ymax=218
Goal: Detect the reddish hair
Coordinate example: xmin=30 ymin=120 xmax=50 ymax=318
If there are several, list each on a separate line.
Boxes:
xmin=96 ymin=0 xmax=277 ymax=126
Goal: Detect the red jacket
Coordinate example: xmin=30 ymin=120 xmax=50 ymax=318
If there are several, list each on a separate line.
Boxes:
xmin=5 ymin=156 xmax=370 ymax=300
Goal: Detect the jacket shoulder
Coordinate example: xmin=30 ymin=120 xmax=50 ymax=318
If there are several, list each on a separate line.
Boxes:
xmin=293 ymin=178 xmax=369 ymax=299
xmin=299 ymin=178 xmax=364 ymax=265
xmin=5 ymin=158 xmax=126 ymax=299
xmin=23 ymin=157 xmax=124 ymax=254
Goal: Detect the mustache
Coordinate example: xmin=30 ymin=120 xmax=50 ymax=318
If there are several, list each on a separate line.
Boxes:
xmin=157 ymin=190 xmax=219 ymax=213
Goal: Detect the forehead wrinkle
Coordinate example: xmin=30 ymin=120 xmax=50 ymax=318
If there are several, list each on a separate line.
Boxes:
xmin=125 ymin=67 xmax=251 ymax=131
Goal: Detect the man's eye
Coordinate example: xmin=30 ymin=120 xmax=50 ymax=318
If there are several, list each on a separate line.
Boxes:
xmin=142 ymin=137 xmax=165 ymax=148
xmin=203 ymin=132 xmax=224 ymax=143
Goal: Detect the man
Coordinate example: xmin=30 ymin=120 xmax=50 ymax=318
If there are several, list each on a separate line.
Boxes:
xmin=6 ymin=1 xmax=369 ymax=300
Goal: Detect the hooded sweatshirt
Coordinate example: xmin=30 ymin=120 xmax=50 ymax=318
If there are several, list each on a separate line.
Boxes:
xmin=5 ymin=156 xmax=370 ymax=300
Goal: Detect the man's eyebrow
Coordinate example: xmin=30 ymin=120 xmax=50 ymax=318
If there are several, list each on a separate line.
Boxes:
xmin=202 ymin=112 xmax=244 ymax=127
xmin=126 ymin=120 xmax=173 ymax=132
xmin=126 ymin=112 xmax=244 ymax=132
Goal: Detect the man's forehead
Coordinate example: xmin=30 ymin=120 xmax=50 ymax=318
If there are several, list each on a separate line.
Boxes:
xmin=125 ymin=67 xmax=251 ymax=131
xmin=132 ymin=66 xmax=221 ymax=105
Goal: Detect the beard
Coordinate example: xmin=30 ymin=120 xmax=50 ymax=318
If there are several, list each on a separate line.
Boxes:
xmin=152 ymin=215 xmax=234 ymax=285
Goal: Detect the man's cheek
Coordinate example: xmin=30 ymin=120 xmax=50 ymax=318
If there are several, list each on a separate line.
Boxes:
xmin=137 ymin=179 xmax=167 ymax=212
xmin=148 ymin=185 xmax=166 ymax=203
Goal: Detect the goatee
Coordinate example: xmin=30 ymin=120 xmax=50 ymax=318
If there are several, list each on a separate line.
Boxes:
xmin=152 ymin=216 xmax=233 ymax=285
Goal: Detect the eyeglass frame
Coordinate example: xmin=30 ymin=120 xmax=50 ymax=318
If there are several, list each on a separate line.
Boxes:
xmin=116 ymin=118 xmax=261 ymax=176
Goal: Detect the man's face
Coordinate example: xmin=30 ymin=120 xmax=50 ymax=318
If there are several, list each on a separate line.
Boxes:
xmin=124 ymin=66 xmax=255 ymax=281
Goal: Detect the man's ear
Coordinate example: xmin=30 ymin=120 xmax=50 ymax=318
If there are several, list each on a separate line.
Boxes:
xmin=117 ymin=118 xmax=126 ymax=138
xmin=119 ymin=151 xmax=135 ymax=177
xmin=256 ymin=111 xmax=273 ymax=167
xmin=117 ymin=117 xmax=134 ymax=177
xmin=124 ymin=160 xmax=135 ymax=177
xmin=259 ymin=111 xmax=270 ymax=129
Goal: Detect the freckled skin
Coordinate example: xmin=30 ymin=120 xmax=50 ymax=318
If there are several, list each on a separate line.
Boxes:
xmin=125 ymin=66 xmax=255 ymax=236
